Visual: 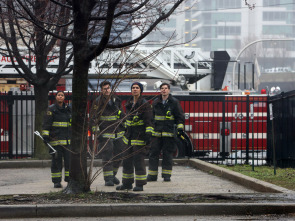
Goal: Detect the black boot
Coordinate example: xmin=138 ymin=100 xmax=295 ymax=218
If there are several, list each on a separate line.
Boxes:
xmin=54 ymin=182 xmax=62 ymax=188
xmin=147 ymin=175 xmax=157 ymax=182
xmin=105 ymin=180 xmax=114 ymax=186
xmin=163 ymin=177 xmax=171 ymax=182
xmin=113 ymin=176 xmax=120 ymax=185
xmin=116 ymin=183 xmax=133 ymax=190
xmin=133 ymin=185 xmax=143 ymax=191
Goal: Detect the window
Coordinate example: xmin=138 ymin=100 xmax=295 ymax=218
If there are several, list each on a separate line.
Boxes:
xmin=203 ymin=27 xmax=212 ymax=38
xmin=217 ymin=0 xmax=241 ymax=8
xmin=263 ymin=25 xmax=293 ymax=35
xmin=217 ymin=26 xmax=240 ymax=36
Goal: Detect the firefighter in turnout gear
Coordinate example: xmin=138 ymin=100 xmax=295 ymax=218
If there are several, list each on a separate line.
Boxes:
xmin=116 ymin=82 xmax=153 ymax=192
xmin=42 ymin=91 xmax=71 ymax=188
xmin=90 ymin=81 xmax=125 ymax=186
xmin=147 ymin=83 xmax=185 ymax=182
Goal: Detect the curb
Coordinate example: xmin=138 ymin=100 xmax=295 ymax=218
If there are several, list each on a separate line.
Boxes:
xmin=1 ymin=203 xmax=295 ymax=218
xmin=179 ymin=159 xmax=294 ymax=194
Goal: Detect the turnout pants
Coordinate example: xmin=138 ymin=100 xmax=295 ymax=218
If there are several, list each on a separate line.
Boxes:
xmin=122 ymin=143 xmax=147 ymax=186
xmin=51 ymin=145 xmax=70 ymax=183
xmin=148 ymin=136 xmax=176 ymax=179
xmin=99 ymin=137 xmax=124 ymax=181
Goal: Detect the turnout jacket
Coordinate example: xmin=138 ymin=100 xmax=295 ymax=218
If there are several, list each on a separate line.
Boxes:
xmin=90 ymin=95 xmax=125 ymax=138
xmin=42 ymin=103 xmax=72 ymax=146
xmin=152 ymin=94 xmax=184 ymax=137
xmin=123 ymin=96 xmax=153 ymax=146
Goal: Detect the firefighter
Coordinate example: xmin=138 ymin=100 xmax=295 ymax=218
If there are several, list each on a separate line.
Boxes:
xmin=116 ymin=82 xmax=153 ymax=191
xmin=42 ymin=91 xmax=71 ymax=188
xmin=90 ymin=81 xmax=125 ymax=186
xmin=147 ymin=83 xmax=185 ymax=182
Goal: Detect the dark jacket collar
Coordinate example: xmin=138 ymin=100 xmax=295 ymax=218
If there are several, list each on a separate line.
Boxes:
xmin=155 ymin=94 xmax=172 ymax=104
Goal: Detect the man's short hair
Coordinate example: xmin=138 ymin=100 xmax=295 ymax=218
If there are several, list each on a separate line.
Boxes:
xmin=56 ymin=91 xmax=65 ymax=96
xmin=160 ymin=82 xmax=170 ymax=89
xmin=100 ymin=81 xmax=111 ymax=89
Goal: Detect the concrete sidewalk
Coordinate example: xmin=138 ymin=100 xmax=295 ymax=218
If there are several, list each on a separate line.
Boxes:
xmin=0 ymin=159 xmax=294 ymax=218
xmin=0 ymin=159 xmax=292 ymax=195
xmin=0 ymin=161 xmax=256 ymax=195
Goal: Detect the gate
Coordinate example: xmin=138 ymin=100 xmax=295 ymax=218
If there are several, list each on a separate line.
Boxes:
xmin=268 ymin=90 xmax=295 ymax=168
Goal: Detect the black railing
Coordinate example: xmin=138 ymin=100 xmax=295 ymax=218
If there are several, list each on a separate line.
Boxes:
xmin=0 ymin=91 xmax=283 ymax=167
xmin=268 ymin=90 xmax=295 ymax=168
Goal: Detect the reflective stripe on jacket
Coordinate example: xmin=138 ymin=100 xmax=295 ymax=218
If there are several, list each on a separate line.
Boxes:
xmin=152 ymin=94 xmax=184 ymax=137
xmin=124 ymin=96 xmax=153 ymax=144
xmin=42 ymin=103 xmax=71 ymax=145
xmin=90 ymin=94 xmax=125 ymax=138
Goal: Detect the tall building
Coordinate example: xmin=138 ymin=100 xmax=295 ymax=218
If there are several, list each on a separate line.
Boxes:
xmin=144 ymin=1 xmax=295 ymax=66
xmin=195 ymin=0 xmax=295 ymax=69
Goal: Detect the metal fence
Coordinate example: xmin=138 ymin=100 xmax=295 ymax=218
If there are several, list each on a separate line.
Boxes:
xmin=1 ymin=91 xmax=273 ymax=166
xmin=175 ymin=94 xmax=268 ymax=165
xmin=0 ymin=91 xmax=35 ymax=159
xmin=268 ymin=90 xmax=295 ymax=168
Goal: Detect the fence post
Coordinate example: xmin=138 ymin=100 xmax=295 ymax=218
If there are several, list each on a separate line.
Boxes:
xmin=234 ymin=104 xmax=238 ymax=165
xmin=7 ymin=91 xmax=14 ymax=159
xmin=245 ymin=95 xmax=250 ymax=164
xmin=221 ymin=98 xmax=226 ymax=161
xmin=269 ymin=103 xmax=276 ymax=175
xmin=250 ymin=103 xmax=254 ymax=171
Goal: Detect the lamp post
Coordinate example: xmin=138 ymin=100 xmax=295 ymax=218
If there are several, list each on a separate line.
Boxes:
xmin=232 ymin=39 xmax=295 ymax=90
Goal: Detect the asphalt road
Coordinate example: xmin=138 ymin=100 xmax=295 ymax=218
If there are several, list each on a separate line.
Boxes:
xmin=1 ymin=214 xmax=295 ymax=221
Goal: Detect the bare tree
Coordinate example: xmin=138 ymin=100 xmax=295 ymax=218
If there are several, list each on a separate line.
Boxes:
xmin=1 ymin=0 xmax=186 ymax=193
xmin=0 ymin=0 xmax=73 ymax=159
xmin=68 ymin=0 xmax=186 ymax=193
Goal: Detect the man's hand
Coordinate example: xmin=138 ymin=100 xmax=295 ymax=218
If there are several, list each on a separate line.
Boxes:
xmin=49 ymin=147 xmax=55 ymax=155
xmin=43 ymin=138 xmax=55 ymax=155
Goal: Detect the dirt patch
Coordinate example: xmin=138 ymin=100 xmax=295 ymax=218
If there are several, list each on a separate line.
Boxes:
xmin=0 ymin=192 xmax=230 ymax=205
xmin=1 ymin=192 xmax=294 ymax=205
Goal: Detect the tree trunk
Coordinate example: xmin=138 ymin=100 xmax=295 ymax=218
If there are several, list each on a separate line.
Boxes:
xmin=63 ymin=54 xmax=90 ymax=194
xmin=34 ymin=85 xmax=50 ymax=159
xmin=62 ymin=0 xmax=93 ymax=194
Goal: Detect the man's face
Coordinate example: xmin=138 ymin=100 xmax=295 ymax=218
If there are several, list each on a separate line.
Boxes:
xmin=101 ymin=84 xmax=111 ymax=96
xmin=160 ymin=85 xmax=170 ymax=96
xmin=56 ymin=92 xmax=65 ymax=103
xmin=132 ymin=85 xmax=141 ymax=97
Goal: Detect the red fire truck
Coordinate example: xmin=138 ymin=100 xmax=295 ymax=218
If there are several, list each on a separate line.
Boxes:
xmin=179 ymin=94 xmax=268 ymax=159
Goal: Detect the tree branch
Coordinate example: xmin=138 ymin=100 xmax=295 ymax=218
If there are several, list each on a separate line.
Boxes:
xmin=90 ymin=0 xmax=149 ymax=21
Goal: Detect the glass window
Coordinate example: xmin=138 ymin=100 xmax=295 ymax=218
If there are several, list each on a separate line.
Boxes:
xmin=185 ymin=21 xmax=190 ymax=31
xmin=218 ymin=0 xmax=241 ymax=8
xmin=185 ymin=33 xmax=191 ymax=43
xmin=203 ymin=13 xmax=211 ymax=25
xmin=263 ymin=25 xmax=293 ymax=35
xmin=203 ymin=27 xmax=212 ymax=38
xmin=212 ymin=40 xmax=225 ymax=51
xmin=203 ymin=40 xmax=212 ymax=51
